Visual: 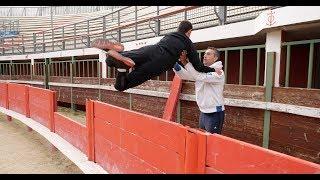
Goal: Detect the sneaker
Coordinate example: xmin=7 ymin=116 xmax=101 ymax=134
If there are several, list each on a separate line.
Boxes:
xmin=91 ymin=38 xmax=124 ymax=52
xmin=107 ymin=50 xmax=135 ymax=68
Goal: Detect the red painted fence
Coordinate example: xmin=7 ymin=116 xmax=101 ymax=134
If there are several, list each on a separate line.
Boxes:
xmin=29 ymin=86 xmax=56 ymax=131
xmin=0 ymin=82 xmax=8 ymax=108
xmin=7 ymin=83 xmax=29 ymax=117
xmin=54 ymin=113 xmax=87 ymax=154
xmin=88 ymin=100 xmax=187 ymax=173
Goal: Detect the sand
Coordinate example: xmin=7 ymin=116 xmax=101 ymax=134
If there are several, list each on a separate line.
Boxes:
xmin=0 ymin=113 xmax=83 ymax=174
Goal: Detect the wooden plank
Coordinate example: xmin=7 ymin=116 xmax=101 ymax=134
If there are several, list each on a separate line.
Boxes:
xmin=122 ymin=109 xmax=186 ymax=156
xmin=206 ymin=134 xmax=320 ymax=173
xmin=162 ymin=75 xmax=182 ymax=121
xmin=8 ymin=83 xmax=29 ymax=116
xmin=54 ymin=112 xmax=87 ymax=154
xmin=94 ymin=133 xmax=162 ymax=174
xmin=29 ymin=86 xmax=54 ymax=128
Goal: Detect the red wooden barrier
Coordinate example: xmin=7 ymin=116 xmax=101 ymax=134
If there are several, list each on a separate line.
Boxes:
xmin=54 ymin=112 xmax=87 ymax=154
xmin=184 ymin=128 xmax=207 ymax=174
xmin=162 ymin=75 xmax=182 ymax=122
xmin=29 ymin=86 xmax=56 ymax=131
xmin=0 ymin=82 xmax=11 ymax=121
xmin=3 ymin=84 xmax=320 ymax=174
xmin=8 ymin=83 xmax=29 ymax=117
xmin=205 ymin=134 xmax=320 ymax=174
xmin=86 ymin=100 xmax=95 ymax=161
xmin=91 ymin=100 xmax=187 ymax=174
xmin=0 ymin=82 xmax=8 ymax=108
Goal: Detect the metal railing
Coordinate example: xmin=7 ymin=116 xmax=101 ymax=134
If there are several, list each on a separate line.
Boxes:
xmin=1 ymin=40 xmax=319 ymax=90
xmin=0 ymin=6 xmax=277 ymax=56
xmin=0 ymin=6 xmax=123 ymax=17
xmin=282 ymin=39 xmax=320 ymax=89
xmin=198 ymin=45 xmax=266 ymax=85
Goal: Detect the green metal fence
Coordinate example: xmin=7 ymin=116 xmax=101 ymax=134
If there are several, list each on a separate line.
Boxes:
xmin=197 ymin=44 xmax=265 ymax=85
xmin=282 ymin=39 xmax=320 ymax=89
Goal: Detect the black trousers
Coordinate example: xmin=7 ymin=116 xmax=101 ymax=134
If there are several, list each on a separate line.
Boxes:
xmin=112 ymin=45 xmax=175 ymax=91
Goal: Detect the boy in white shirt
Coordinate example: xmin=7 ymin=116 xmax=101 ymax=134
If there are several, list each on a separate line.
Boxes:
xmin=173 ymin=47 xmax=225 ymax=134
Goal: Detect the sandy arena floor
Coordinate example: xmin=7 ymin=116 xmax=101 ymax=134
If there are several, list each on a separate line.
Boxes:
xmin=0 ymin=113 xmax=83 ymax=174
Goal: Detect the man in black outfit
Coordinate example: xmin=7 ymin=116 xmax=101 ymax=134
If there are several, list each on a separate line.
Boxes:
xmin=91 ymin=20 xmax=215 ymax=91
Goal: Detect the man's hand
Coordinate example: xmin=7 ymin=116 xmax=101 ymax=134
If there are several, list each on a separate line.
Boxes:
xmin=212 ymin=61 xmax=223 ymax=75
xmin=179 ymin=50 xmax=188 ymax=65
xmin=215 ymin=68 xmax=222 ymax=75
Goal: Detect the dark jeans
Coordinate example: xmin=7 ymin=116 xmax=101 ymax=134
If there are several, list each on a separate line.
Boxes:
xmin=199 ymin=111 xmax=225 ymax=134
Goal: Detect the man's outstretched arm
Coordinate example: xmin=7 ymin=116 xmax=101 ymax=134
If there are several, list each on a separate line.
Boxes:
xmin=173 ymin=62 xmax=195 ymax=81
xmin=184 ymin=62 xmax=224 ymax=84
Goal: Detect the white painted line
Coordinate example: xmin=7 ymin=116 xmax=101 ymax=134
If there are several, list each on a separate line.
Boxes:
xmin=0 ymin=106 xmax=108 ymax=174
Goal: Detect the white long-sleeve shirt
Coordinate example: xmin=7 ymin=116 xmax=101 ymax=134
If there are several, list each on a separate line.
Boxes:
xmin=173 ymin=61 xmax=225 ymax=113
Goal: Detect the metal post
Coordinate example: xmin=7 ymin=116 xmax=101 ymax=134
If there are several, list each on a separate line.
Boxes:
xmin=62 ymin=26 xmax=65 ymax=50
xmin=42 ymin=32 xmax=45 ymax=52
xmin=285 ymin=45 xmax=291 ymax=87
xmin=129 ymin=94 xmax=132 ymax=110
xmin=107 ymin=66 xmax=111 ymax=78
xmin=87 ymin=20 xmax=90 ymax=47
xmin=30 ymin=60 xmax=33 ymax=80
xmin=262 ymin=52 xmax=275 ymax=149
xmin=135 ymin=6 xmax=138 ymax=40
xmin=11 ymin=37 xmax=14 ymax=54
xmin=102 ymin=16 xmax=106 ymax=39
xmin=218 ymin=6 xmax=227 ymax=25
xmin=117 ymin=10 xmax=121 ymax=42
xmin=74 ymin=24 xmax=76 ymax=49
xmin=21 ymin=35 xmax=25 ymax=54
xmin=44 ymin=58 xmax=49 ymax=89
xmin=17 ymin=19 xmax=20 ymax=32
xmin=50 ymin=6 xmax=53 ymax=29
xmin=155 ymin=6 xmax=160 ymax=36
xmin=71 ymin=56 xmax=76 ymax=111
xmin=9 ymin=60 xmax=12 ymax=80
xmin=256 ymin=48 xmax=261 ymax=86
xmin=224 ymin=50 xmax=228 ymax=83
xmin=52 ymin=29 xmax=54 ymax=51
xmin=307 ymin=42 xmax=314 ymax=88
xmin=239 ymin=49 xmax=243 ymax=85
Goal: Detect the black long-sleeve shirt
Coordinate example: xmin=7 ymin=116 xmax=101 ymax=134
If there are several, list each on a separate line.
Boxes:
xmin=122 ymin=31 xmax=215 ymax=90
xmin=157 ymin=31 xmax=214 ymax=73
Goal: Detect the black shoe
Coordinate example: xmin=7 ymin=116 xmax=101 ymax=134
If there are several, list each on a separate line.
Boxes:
xmin=114 ymin=70 xmax=128 ymax=92
xmin=106 ymin=56 xmax=131 ymax=69
xmin=108 ymin=50 xmax=135 ymax=67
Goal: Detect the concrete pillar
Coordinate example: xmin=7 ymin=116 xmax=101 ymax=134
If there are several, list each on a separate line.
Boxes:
xmin=264 ymin=30 xmax=283 ymax=87
xmin=101 ymin=61 xmax=107 ymax=78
